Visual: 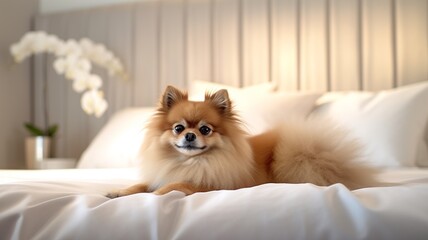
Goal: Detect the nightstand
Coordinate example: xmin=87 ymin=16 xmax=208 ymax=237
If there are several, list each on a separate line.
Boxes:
xmin=39 ymin=158 xmax=77 ymax=169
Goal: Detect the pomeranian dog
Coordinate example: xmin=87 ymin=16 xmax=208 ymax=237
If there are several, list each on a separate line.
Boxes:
xmin=108 ymin=86 xmax=377 ymax=197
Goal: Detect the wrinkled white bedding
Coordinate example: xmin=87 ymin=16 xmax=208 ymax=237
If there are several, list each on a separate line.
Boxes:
xmin=1 ymin=168 xmax=428 ymax=240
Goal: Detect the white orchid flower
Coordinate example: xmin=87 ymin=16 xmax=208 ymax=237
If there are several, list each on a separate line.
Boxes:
xmin=10 ymin=44 xmax=23 ymax=62
xmin=72 ymin=74 xmax=89 ymax=92
xmin=46 ymin=35 xmax=61 ymax=53
xmin=77 ymin=58 xmax=91 ymax=72
xmin=81 ymin=90 xmax=108 ymax=117
xmin=62 ymin=39 xmax=82 ymax=56
xmin=64 ymin=53 xmax=79 ymax=66
xmin=63 ymin=55 xmax=82 ymax=79
xmin=94 ymin=98 xmax=108 ymax=117
xmin=54 ymin=42 xmax=68 ymax=56
xmin=10 ymin=31 xmax=126 ymax=117
xmin=87 ymin=74 xmax=102 ymax=90
xmin=79 ymin=38 xmax=94 ymax=54
xmin=53 ymin=58 xmax=66 ymax=74
xmin=21 ymin=32 xmax=37 ymax=45
xmin=72 ymin=73 xmax=102 ymax=93
xmin=65 ymin=66 xmax=79 ymax=80
xmin=32 ymin=37 xmax=47 ymax=53
xmin=73 ymin=80 xmax=87 ymax=93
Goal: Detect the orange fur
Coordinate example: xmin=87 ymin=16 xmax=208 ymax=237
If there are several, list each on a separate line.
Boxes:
xmin=108 ymin=86 xmax=377 ymax=198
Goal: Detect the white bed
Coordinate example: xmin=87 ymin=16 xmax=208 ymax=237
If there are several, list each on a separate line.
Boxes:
xmin=1 ymin=168 xmax=428 ymax=239
xmin=1 ymin=82 xmax=428 ymax=239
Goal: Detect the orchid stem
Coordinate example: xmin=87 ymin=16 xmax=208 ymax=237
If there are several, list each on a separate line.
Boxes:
xmin=43 ymin=56 xmax=49 ymax=134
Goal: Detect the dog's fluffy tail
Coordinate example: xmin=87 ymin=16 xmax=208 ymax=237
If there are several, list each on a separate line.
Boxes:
xmin=271 ymin=119 xmax=379 ymax=190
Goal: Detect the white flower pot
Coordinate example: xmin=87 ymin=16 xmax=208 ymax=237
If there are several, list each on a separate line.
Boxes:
xmin=25 ymin=136 xmax=52 ymax=169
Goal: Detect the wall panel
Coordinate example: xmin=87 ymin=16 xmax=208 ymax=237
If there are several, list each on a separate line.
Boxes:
xmin=300 ymin=0 xmax=328 ymax=91
xmin=186 ymin=0 xmax=212 ymax=84
xmin=242 ymin=0 xmax=270 ymax=85
xmin=47 ymin=14 xmax=69 ymax=158
xmin=395 ymin=0 xmax=428 ymax=86
xmin=159 ymin=0 xmax=186 ymax=90
xmin=34 ymin=0 xmax=428 ymax=159
xmin=106 ymin=5 xmax=134 ymax=113
xmin=271 ymin=0 xmax=299 ymax=91
xmin=212 ymin=0 xmax=241 ymax=86
xmin=134 ymin=1 xmax=160 ymax=106
xmin=33 ymin=16 xmax=49 ymax=133
xmin=86 ymin=8 xmax=110 ymax=141
xmin=65 ymin=11 xmax=93 ymax=158
xmin=329 ymin=0 xmax=360 ymax=90
xmin=362 ymin=0 xmax=395 ymax=90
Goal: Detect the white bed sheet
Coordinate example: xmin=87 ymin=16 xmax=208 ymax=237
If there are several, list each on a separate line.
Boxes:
xmin=1 ymin=168 xmax=428 ymax=240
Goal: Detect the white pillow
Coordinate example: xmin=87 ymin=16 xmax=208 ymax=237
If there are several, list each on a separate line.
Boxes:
xmin=77 ymin=107 xmax=156 ymax=168
xmin=189 ymin=81 xmax=321 ymax=134
xmin=78 ymin=83 xmax=320 ymax=168
xmin=189 ymin=80 xmax=321 ymax=134
xmin=310 ymin=82 xmax=428 ymax=168
xmin=188 ymin=80 xmax=277 ymax=101
xmin=237 ymin=92 xmax=322 ymax=134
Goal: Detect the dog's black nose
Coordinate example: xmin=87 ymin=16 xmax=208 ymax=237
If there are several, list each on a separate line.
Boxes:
xmin=185 ymin=132 xmax=196 ymax=142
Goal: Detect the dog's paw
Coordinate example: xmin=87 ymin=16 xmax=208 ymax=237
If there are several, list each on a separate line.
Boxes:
xmin=105 ymin=191 xmax=122 ymax=199
xmin=153 ymin=189 xmax=170 ymax=195
xmin=105 ymin=184 xmax=150 ymax=198
xmin=105 ymin=192 xmax=119 ymax=199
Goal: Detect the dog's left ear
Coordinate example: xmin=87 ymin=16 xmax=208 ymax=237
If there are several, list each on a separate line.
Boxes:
xmin=161 ymin=85 xmax=187 ymax=111
xmin=206 ymin=89 xmax=232 ymax=114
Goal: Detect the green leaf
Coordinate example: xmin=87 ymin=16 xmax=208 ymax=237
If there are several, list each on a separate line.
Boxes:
xmin=24 ymin=123 xmax=45 ymax=136
xmin=23 ymin=123 xmax=59 ymax=137
xmin=46 ymin=124 xmax=58 ymax=137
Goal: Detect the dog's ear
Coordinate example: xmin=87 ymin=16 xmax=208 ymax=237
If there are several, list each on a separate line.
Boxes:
xmin=206 ymin=89 xmax=232 ymax=114
xmin=161 ymin=85 xmax=187 ymax=111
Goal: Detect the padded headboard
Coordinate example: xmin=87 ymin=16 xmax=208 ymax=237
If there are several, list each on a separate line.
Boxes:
xmin=33 ymin=0 xmax=428 ymax=159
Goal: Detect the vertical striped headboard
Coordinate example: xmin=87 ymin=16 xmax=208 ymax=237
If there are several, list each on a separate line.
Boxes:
xmin=33 ymin=0 xmax=428 ymax=159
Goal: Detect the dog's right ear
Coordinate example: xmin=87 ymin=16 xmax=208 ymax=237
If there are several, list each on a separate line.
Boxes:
xmin=161 ymin=85 xmax=187 ymax=111
xmin=206 ymin=89 xmax=232 ymax=115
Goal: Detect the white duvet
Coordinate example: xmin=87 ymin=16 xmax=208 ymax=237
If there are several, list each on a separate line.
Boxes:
xmin=1 ymin=168 xmax=428 ymax=240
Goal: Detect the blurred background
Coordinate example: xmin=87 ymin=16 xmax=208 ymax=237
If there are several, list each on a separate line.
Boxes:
xmin=0 ymin=0 xmax=427 ymax=169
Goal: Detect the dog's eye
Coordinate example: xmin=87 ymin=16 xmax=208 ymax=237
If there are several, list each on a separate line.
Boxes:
xmin=199 ymin=126 xmax=212 ymax=136
xmin=174 ymin=124 xmax=185 ymax=134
